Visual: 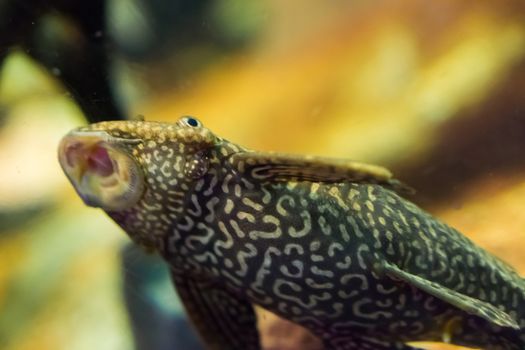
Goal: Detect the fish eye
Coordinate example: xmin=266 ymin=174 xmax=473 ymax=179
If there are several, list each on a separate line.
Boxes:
xmin=181 ymin=116 xmax=201 ymax=127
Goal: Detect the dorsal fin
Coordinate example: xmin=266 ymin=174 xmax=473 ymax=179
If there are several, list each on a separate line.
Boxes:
xmin=228 ymin=151 xmax=413 ymax=194
xmin=130 ymin=114 xmax=145 ymax=121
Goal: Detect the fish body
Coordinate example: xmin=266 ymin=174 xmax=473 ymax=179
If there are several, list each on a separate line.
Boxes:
xmin=58 ymin=117 xmax=525 ymax=350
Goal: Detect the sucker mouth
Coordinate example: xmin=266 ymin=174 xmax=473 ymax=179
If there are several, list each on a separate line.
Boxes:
xmin=58 ymin=130 xmax=145 ymax=211
xmin=59 ymin=132 xmax=116 ymax=183
xmin=85 ymin=145 xmax=115 ymax=177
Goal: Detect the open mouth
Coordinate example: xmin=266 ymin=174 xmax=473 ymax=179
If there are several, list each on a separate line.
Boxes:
xmin=58 ymin=131 xmax=144 ymax=211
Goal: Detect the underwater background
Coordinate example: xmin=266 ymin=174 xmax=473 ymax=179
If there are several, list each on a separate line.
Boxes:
xmin=0 ymin=1 xmax=524 ymax=349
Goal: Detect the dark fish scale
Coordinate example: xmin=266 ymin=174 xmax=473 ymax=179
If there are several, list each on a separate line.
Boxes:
xmin=58 ymin=118 xmax=525 ymax=350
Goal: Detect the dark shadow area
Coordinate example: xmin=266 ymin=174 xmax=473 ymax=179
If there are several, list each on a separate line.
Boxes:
xmin=395 ymin=59 xmax=525 ymax=207
xmin=0 ymin=0 xmax=124 ymax=121
xmin=121 ymin=244 xmax=204 ymax=350
xmin=0 ymin=0 xmax=257 ymax=122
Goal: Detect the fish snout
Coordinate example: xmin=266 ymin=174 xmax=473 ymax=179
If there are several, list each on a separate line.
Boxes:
xmin=58 ymin=131 xmax=144 ymax=211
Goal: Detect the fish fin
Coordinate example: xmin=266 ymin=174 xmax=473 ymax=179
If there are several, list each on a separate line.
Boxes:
xmin=228 ymin=151 xmax=413 ymax=193
xmin=381 ymin=261 xmax=520 ymax=329
xmin=323 ymin=335 xmax=424 ymax=350
xmin=171 ymin=273 xmax=261 ymax=350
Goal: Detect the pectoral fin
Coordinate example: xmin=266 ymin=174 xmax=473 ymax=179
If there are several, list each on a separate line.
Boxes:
xmin=228 ymin=152 xmax=412 ymax=193
xmin=381 ymin=261 xmax=519 ymax=329
xmin=171 ymin=273 xmax=261 ymax=350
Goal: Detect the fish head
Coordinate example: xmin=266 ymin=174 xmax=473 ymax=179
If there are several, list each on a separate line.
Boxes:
xmin=58 ymin=116 xmax=220 ymax=246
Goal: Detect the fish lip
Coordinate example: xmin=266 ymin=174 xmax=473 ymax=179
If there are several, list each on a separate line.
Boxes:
xmin=67 ymin=130 xmax=111 ymax=139
xmin=57 ymin=131 xmax=119 ymax=204
xmin=66 ymin=130 xmax=142 ymax=145
xmin=58 ymin=130 xmax=141 ymax=179
xmin=78 ymin=191 xmax=103 ymax=208
xmin=58 ymin=128 xmax=146 ymax=211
